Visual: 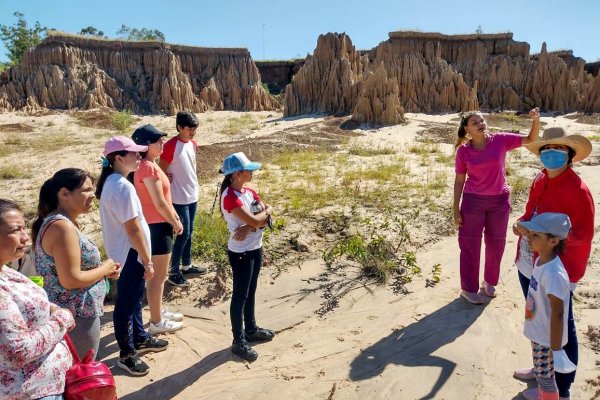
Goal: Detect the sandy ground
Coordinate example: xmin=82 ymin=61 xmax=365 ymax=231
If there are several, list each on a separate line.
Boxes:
xmin=1 ymin=109 xmax=599 ymax=400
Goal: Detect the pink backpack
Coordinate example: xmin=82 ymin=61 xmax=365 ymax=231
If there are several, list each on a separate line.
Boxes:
xmin=63 ymin=334 xmax=118 ymax=400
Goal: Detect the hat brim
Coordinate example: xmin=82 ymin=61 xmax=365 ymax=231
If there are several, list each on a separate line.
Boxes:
xmin=221 ymin=162 xmax=262 ymax=176
xmin=519 ymin=220 xmax=549 ymax=234
xmin=125 ymin=144 xmax=149 ymax=153
xmin=523 ymin=135 xmax=592 ymax=162
xmin=243 ymin=162 xmax=261 ymax=171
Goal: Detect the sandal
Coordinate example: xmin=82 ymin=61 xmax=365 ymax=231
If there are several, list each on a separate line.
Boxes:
xmin=480 ymin=281 xmax=496 ymax=298
xmin=460 ymin=290 xmax=484 ymax=305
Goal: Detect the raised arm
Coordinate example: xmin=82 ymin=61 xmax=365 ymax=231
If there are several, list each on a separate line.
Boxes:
xmin=521 ymin=107 xmax=540 ymax=146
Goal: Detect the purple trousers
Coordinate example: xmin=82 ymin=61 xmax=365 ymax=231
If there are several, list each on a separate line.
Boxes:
xmin=458 ymin=192 xmax=510 ymax=293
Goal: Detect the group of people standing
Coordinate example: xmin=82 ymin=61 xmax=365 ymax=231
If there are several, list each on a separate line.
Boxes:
xmin=0 ymin=106 xmax=594 ymax=399
xmin=0 ymin=110 xmax=274 ymax=399
xmin=453 ymin=108 xmax=595 ymax=400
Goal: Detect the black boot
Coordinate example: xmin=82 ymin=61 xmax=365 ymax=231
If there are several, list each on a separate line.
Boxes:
xmin=245 ymin=327 xmax=275 ymax=342
xmin=231 ymin=339 xmax=258 ymax=361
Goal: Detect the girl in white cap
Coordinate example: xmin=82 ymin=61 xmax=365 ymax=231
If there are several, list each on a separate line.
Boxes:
xmin=219 ymin=152 xmax=274 ymax=361
xmin=516 ymin=212 xmax=576 ymax=400
xmin=96 ymin=136 xmax=167 ymax=376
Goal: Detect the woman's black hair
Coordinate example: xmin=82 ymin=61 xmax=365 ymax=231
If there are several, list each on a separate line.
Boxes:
xmin=455 ymin=111 xmax=482 ymax=150
xmin=95 ymin=151 xmax=128 ymax=199
xmin=539 ymin=144 xmax=576 ymax=166
xmin=0 ymin=198 xmax=21 ymax=225
xmin=31 ymin=168 xmax=91 ymax=247
xmin=219 ymin=174 xmax=233 ymax=217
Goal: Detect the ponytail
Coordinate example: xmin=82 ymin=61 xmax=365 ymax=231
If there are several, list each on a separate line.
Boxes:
xmin=32 ymin=168 xmax=90 ymax=247
xmin=95 ymin=151 xmax=127 ymax=199
xmin=455 ymin=111 xmax=481 ymax=150
xmin=219 ymin=174 xmax=233 ymax=217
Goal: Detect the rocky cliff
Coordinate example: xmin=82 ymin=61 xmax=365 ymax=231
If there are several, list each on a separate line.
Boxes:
xmin=0 ymin=34 xmax=277 ymax=114
xmin=285 ymin=31 xmax=600 ymax=124
xmin=256 ymin=60 xmax=304 ymax=94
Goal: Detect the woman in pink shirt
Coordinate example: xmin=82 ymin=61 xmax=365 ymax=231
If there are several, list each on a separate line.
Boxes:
xmin=453 ymin=108 xmax=540 ymax=304
xmin=0 ymin=199 xmax=75 ymax=400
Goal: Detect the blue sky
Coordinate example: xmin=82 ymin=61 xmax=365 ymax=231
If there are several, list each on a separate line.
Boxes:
xmin=1 ymin=0 xmax=599 ymax=63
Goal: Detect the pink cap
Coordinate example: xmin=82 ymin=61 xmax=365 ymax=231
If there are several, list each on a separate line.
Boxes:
xmin=103 ymin=136 xmax=148 ymax=157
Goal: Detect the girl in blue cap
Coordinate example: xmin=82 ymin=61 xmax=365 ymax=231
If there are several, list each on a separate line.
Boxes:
xmin=219 ymin=152 xmax=274 ymax=361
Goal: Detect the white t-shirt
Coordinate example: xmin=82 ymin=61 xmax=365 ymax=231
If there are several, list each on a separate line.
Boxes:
xmin=160 ymin=136 xmax=199 ymax=205
xmin=523 ymin=255 xmax=570 ymax=347
xmin=221 ymin=186 xmax=263 ymax=253
xmin=99 ymin=173 xmax=151 ymax=266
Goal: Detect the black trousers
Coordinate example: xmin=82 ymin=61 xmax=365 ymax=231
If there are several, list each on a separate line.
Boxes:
xmin=228 ymin=248 xmax=262 ymax=341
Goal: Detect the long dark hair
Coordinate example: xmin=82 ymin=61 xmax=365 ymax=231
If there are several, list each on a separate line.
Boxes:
xmin=219 ymin=174 xmax=233 ymax=216
xmin=95 ymin=151 xmax=128 ymax=199
xmin=31 ymin=168 xmax=91 ymax=247
xmin=0 ymin=198 xmax=21 ymax=225
xmin=455 ymin=111 xmax=481 ymax=149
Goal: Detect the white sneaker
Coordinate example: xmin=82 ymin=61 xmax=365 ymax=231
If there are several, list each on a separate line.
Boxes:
xmin=161 ymin=309 xmax=184 ymax=322
xmin=148 ymin=319 xmax=183 ymax=334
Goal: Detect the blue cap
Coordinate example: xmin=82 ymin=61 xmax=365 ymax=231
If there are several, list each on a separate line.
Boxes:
xmin=221 ymin=152 xmax=261 ymax=175
xmin=131 ymin=124 xmax=167 ymax=146
xmin=520 ymin=212 xmax=572 ymax=240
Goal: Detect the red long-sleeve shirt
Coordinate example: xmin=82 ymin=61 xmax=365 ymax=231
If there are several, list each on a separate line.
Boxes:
xmin=516 ymin=168 xmax=595 ymax=283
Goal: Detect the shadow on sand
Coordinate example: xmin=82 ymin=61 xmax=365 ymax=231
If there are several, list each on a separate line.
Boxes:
xmin=118 ymin=348 xmax=232 ymax=400
xmin=349 ymin=298 xmax=487 ymax=400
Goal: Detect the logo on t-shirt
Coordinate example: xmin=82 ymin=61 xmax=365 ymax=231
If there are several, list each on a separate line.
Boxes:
xmin=525 ymin=294 xmax=536 ymax=320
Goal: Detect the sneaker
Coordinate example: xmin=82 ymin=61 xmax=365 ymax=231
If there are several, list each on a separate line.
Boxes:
xmin=231 ymin=339 xmax=258 ymax=362
xmin=480 ymin=281 xmax=496 ymax=298
xmin=181 ymin=264 xmax=208 ymax=275
xmin=513 ymin=367 xmax=535 ymax=381
xmin=148 ymin=319 xmax=184 ymax=335
xmin=162 ymin=308 xmax=184 ymax=322
xmin=167 ymin=273 xmax=190 ymax=287
xmin=460 ymin=290 xmax=484 ymax=305
xmin=245 ymin=327 xmax=275 ymax=342
xmin=135 ymin=336 xmax=169 ymax=355
xmin=117 ymin=352 xmax=149 ymax=376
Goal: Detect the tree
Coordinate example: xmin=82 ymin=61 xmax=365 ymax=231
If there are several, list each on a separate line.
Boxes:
xmin=475 ymin=25 xmax=483 ymax=35
xmin=0 ymin=12 xmax=47 ymax=65
xmin=116 ymin=25 xmax=165 ymax=41
xmin=79 ymin=26 xmax=105 ymax=38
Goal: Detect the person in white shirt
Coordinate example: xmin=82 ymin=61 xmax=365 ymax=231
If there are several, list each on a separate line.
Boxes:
xmin=517 ymin=213 xmax=576 ymax=400
xmin=219 ymin=152 xmax=275 ymax=362
xmin=96 ymin=136 xmax=168 ymax=376
xmin=159 ymin=111 xmax=207 ymax=287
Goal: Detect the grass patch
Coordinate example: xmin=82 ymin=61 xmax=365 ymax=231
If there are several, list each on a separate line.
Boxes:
xmin=111 ymin=110 xmax=135 ymax=132
xmin=222 ymin=114 xmax=261 ymax=135
xmin=588 ymin=134 xmax=600 ymax=142
xmin=30 ymin=133 xmax=88 ymax=152
xmin=191 ymin=211 xmax=230 ymax=267
xmin=0 ymin=165 xmax=31 ymax=179
xmin=348 ymin=146 xmax=396 ymax=156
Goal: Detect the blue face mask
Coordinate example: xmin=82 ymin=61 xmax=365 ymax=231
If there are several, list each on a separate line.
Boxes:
xmin=540 ymin=149 xmax=568 ymax=170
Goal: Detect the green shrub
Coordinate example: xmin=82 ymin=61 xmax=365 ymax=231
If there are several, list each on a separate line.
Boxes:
xmin=111 ymin=110 xmax=134 ymax=132
xmin=191 ymin=212 xmax=230 ymax=267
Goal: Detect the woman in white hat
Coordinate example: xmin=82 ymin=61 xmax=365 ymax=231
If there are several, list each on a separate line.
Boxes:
xmin=219 ymin=152 xmax=275 ymax=362
xmin=512 ymin=127 xmax=595 ymax=400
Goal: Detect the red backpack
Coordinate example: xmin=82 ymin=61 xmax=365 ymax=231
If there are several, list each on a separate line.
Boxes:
xmin=63 ymin=334 xmax=118 ymax=400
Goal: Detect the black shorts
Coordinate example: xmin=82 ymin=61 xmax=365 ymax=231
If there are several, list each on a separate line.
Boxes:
xmin=149 ymin=222 xmax=174 ymax=255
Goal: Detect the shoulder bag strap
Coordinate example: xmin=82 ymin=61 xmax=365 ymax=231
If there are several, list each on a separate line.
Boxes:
xmin=63 ymin=334 xmax=81 ymax=364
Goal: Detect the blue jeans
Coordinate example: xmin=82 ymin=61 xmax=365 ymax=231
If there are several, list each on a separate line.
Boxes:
xmin=519 ymin=271 xmax=577 ymax=398
xmin=229 ymin=248 xmax=262 ymax=340
xmin=114 ymin=248 xmax=150 ymax=357
xmin=171 ymin=202 xmax=197 ymax=276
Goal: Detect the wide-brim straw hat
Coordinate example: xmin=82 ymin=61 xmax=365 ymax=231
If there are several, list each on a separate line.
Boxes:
xmin=524 ymin=127 xmax=592 ymax=163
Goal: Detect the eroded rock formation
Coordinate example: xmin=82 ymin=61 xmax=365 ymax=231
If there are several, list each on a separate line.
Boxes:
xmin=284 ymin=31 xmax=600 ymax=124
xmin=0 ymin=34 xmax=277 ymax=114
